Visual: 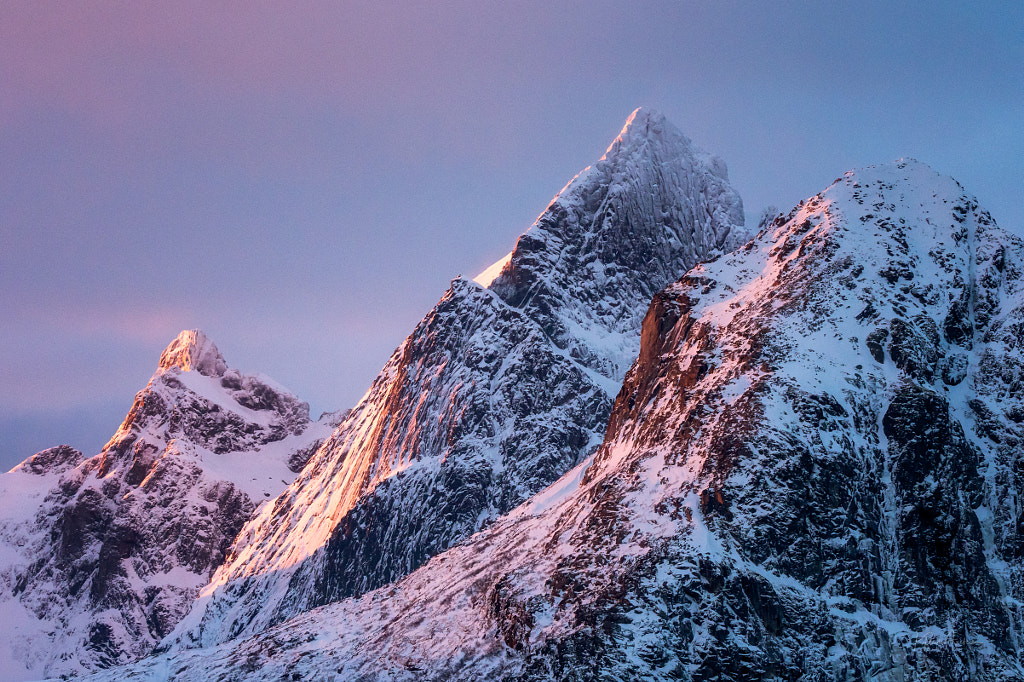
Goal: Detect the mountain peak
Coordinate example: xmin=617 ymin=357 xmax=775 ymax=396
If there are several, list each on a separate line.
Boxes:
xmin=481 ymin=108 xmax=744 ymax=380
xmin=835 ymin=157 xmax=940 ymax=190
xmin=157 ymin=329 xmax=226 ymax=377
xmin=598 ymin=106 xmax=736 ymax=176
xmin=616 ymin=106 xmax=667 ymax=137
xmin=600 ymin=107 xmax=682 ymax=159
xmin=161 ymin=108 xmax=747 ymax=650
xmin=10 ymin=444 xmax=83 ymax=476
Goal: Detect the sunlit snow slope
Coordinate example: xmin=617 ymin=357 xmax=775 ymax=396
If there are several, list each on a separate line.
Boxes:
xmin=99 ymin=161 xmax=1024 ymax=681
xmin=169 ymin=108 xmax=746 ymax=648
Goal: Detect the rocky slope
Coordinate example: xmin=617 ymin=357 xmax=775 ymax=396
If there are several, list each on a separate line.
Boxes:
xmin=166 ymin=108 xmax=746 ymax=648
xmin=93 ymin=160 xmax=1024 ymax=681
xmin=0 ymin=330 xmax=333 ymax=680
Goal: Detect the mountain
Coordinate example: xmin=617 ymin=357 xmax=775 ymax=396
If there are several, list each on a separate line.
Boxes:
xmin=0 ymin=330 xmax=333 ymax=680
xmin=166 ymin=108 xmax=746 ymax=648
xmin=94 ymin=160 xmax=1024 ymax=680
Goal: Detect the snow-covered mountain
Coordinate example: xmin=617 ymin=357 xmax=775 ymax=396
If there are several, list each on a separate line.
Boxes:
xmin=166 ymin=108 xmax=746 ymax=649
xmin=0 ymin=330 xmax=333 ymax=680
xmin=91 ymin=160 xmax=1024 ymax=680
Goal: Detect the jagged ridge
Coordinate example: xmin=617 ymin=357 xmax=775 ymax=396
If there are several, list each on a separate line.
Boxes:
xmin=92 ymin=161 xmax=1024 ymax=681
xmin=0 ymin=330 xmax=331 ymax=680
xmin=167 ymin=108 xmax=746 ymax=648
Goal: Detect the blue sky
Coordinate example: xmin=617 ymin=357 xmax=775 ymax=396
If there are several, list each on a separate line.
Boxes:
xmin=2 ymin=1 xmax=1022 ymax=469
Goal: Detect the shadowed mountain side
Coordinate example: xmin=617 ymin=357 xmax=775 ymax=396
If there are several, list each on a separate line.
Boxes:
xmin=168 ymin=108 xmax=746 ymax=648
xmin=97 ymin=161 xmax=1024 ymax=681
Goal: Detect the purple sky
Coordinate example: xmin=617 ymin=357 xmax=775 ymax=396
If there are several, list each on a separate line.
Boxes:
xmin=2 ymin=1 xmax=1022 ymax=470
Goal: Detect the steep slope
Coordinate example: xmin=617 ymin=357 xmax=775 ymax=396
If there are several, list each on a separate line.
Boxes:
xmin=0 ymin=330 xmax=333 ymax=680
xmin=168 ymin=108 xmax=745 ymax=647
xmin=99 ymin=161 xmax=1024 ymax=681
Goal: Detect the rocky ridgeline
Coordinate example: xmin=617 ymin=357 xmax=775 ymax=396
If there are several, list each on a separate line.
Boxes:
xmin=0 ymin=330 xmax=331 ymax=679
xmin=544 ymin=159 xmax=1024 ymax=680
xmin=167 ymin=108 xmax=746 ymax=649
xmin=88 ymin=161 xmax=1024 ymax=681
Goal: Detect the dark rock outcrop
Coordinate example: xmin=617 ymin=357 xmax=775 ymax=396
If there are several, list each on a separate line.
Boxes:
xmin=12 ymin=443 xmax=83 ymax=475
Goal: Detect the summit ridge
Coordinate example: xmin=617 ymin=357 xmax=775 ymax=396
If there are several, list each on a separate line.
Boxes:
xmin=3 ymin=113 xmax=1021 ymax=682
xmin=165 ymin=109 xmax=745 ymax=649
xmin=92 ymin=159 xmax=1024 ymax=681
xmin=157 ymin=329 xmax=226 ymax=377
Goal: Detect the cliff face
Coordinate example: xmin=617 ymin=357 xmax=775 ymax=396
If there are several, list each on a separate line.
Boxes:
xmin=168 ymin=108 xmax=745 ymax=648
xmin=549 ymin=159 xmax=1024 ymax=680
xmin=92 ymin=161 xmax=1024 ymax=682
xmin=0 ymin=330 xmax=331 ymax=680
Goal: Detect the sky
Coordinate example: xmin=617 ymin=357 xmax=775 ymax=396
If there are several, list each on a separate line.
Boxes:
xmin=2 ymin=1 xmax=1022 ymax=470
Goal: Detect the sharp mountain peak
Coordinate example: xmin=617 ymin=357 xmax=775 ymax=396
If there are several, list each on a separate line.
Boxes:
xmin=157 ymin=329 xmax=226 ymax=377
xmin=5 ymin=112 xmax=1021 ymax=682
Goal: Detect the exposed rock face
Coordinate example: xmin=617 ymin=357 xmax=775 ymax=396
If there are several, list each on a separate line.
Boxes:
xmin=168 ymin=108 xmax=745 ymax=648
xmin=548 ymin=160 xmax=1023 ymax=680
xmin=11 ymin=444 xmax=84 ymax=476
xmin=487 ymin=107 xmax=746 ymax=379
xmin=0 ymin=330 xmax=330 ymax=680
xmin=98 ymin=161 xmax=1024 ymax=681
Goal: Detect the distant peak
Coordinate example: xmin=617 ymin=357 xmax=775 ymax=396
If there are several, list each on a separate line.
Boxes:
xmin=596 ymin=107 xmax=697 ymax=166
xmin=621 ymin=106 xmax=666 ymax=132
xmin=158 ymin=329 xmax=227 ymax=377
xmin=837 ymin=158 xmax=938 ymax=185
xmin=611 ymin=107 xmax=670 ymax=142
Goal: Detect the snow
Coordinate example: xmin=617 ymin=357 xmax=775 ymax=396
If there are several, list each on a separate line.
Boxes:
xmin=17 ymin=137 xmax=1024 ymax=680
xmin=0 ymin=596 xmax=52 ymax=681
xmin=158 ymin=329 xmax=226 ymax=377
xmin=196 ymin=423 xmax=332 ymax=501
xmin=173 ymin=370 xmax=276 ymax=427
xmin=517 ymin=455 xmax=593 ymax=517
xmin=0 ymin=329 xmax=331 ymax=679
xmin=160 ymin=106 xmax=747 ymax=653
xmin=0 ymin=468 xmax=62 ymax=525
xmin=0 ymin=469 xmax=70 ymax=681
xmin=473 ymin=250 xmax=512 ymax=287
xmin=719 ymin=373 xmax=752 ymax=405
